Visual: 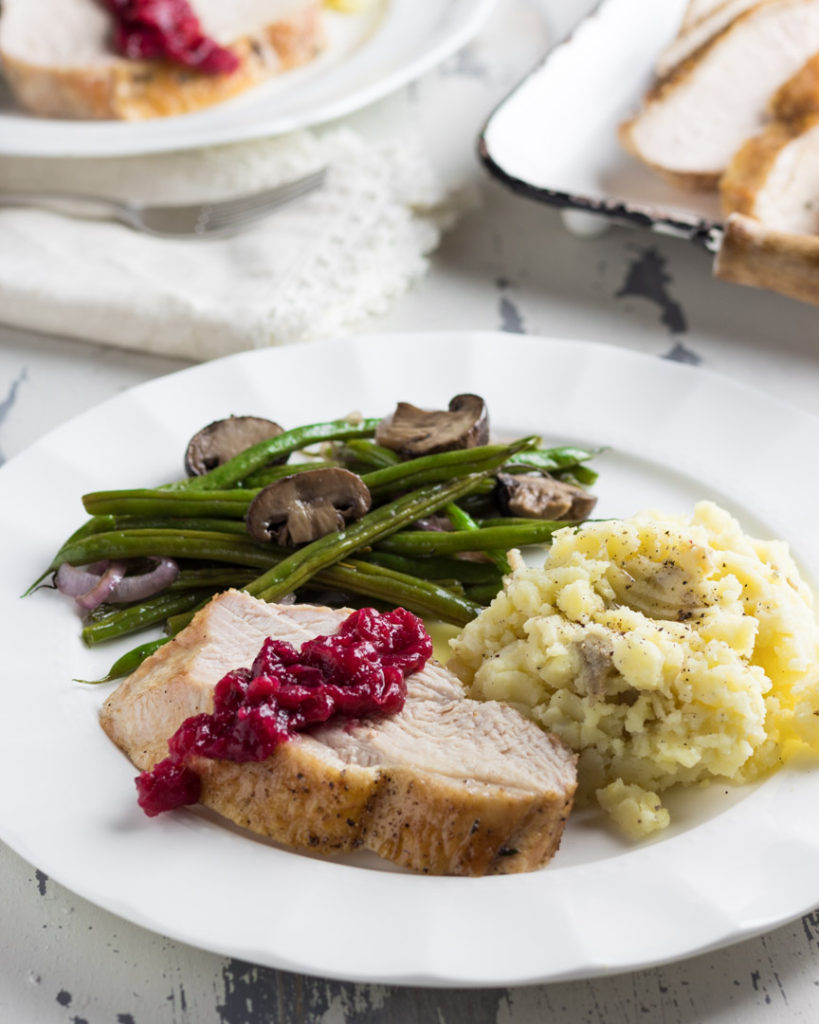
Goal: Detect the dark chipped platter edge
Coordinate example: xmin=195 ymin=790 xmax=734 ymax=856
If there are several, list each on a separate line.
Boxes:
xmin=476 ymin=1 xmax=724 ymax=254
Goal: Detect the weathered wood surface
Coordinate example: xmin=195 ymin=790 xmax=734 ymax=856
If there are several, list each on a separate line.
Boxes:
xmin=4 ymin=840 xmax=819 ymax=1023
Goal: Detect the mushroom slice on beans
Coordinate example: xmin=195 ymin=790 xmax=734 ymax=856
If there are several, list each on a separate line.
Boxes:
xmin=375 ymin=394 xmax=489 ymax=456
xmin=494 ymin=473 xmax=597 ymax=520
xmin=246 ymin=468 xmax=372 ymax=546
xmin=184 ymin=416 xmax=286 ymax=476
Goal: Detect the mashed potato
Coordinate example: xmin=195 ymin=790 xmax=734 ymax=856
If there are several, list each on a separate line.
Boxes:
xmin=448 ymin=501 xmax=819 ymax=838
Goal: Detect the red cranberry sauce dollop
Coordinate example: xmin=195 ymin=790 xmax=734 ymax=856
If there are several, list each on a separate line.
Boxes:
xmin=103 ymin=0 xmax=240 ymax=75
xmin=136 ymin=607 xmax=433 ymax=817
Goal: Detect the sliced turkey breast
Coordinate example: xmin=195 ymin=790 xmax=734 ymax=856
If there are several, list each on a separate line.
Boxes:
xmin=655 ymin=0 xmax=761 ymax=77
xmin=681 ymin=0 xmax=735 ymax=31
xmin=0 ymin=0 xmax=325 ymax=120
xmin=770 ymin=52 xmax=819 ymax=120
xmin=714 ymin=211 xmax=819 ymax=304
xmin=721 ymin=115 xmax=819 ymax=231
xmin=620 ymin=0 xmax=819 ymax=190
xmin=100 ymin=590 xmax=577 ymax=876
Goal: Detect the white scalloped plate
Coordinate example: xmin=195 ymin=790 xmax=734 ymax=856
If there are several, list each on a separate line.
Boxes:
xmin=0 ymin=332 xmax=818 ymax=986
xmin=0 ymin=0 xmax=495 ymax=157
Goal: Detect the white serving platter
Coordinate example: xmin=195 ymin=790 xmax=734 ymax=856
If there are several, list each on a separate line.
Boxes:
xmin=479 ymin=0 xmax=723 ymax=249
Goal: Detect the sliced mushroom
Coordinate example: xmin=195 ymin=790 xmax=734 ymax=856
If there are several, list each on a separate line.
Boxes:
xmin=375 ymin=394 xmax=489 ymax=456
xmin=246 ymin=468 xmax=371 ymax=546
xmin=185 ymin=416 xmax=286 ymax=476
xmin=494 ymin=473 xmax=598 ymax=521
xmin=575 ymin=632 xmax=615 ymax=700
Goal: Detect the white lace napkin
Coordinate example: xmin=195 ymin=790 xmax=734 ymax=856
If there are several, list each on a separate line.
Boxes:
xmin=0 ymin=128 xmax=454 ymax=360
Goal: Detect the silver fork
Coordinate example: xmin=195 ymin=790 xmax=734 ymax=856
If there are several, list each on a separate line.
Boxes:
xmin=0 ymin=167 xmax=327 ymax=238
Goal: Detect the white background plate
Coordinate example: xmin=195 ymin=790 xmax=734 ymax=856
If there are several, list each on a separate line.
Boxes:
xmin=1 ymin=332 xmax=818 ymax=987
xmin=479 ymin=0 xmax=723 ymax=247
xmin=0 ymin=0 xmax=495 ymax=157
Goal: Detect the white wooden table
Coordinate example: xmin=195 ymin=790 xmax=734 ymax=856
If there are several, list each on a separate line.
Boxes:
xmin=2 ymin=2 xmax=819 ymax=1020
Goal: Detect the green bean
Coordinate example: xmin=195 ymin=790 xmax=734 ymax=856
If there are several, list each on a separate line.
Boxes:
xmin=376 ymin=520 xmax=573 ymax=557
xmin=565 ymin=465 xmax=598 ymax=487
xmin=179 ymin=417 xmax=380 ymax=491
xmin=245 ymin=474 xmax=488 ymax=603
xmin=335 ymin=439 xmax=400 ymax=470
xmin=314 ymin=560 xmax=480 ymax=626
xmin=53 ymin=529 xmax=277 ymax=572
xmin=165 ymin=507 xmax=488 ymax=633
xmin=63 ymin=514 xmax=118 ymax=542
xmin=82 ymin=590 xmax=214 ymax=646
xmin=356 ymin=550 xmax=504 ymax=585
xmin=108 ymin=516 xmax=250 ymax=535
xmin=168 ymin=568 xmax=257 ymax=591
xmin=476 ymin=516 xmax=589 ymax=529
xmin=76 ymin=637 xmax=170 ymax=684
xmin=504 ymin=445 xmax=602 ymax=474
xmin=83 ymin=488 xmax=254 ymax=518
xmin=445 ymin=502 xmax=510 ymax=575
xmin=361 ymin=438 xmax=538 ymax=499
xmin=240 ymin=459 xmax=335 ymax=491
xmin=22 ymin=515 xmax=119 ymax=595
xmin=464 ymin=582 xmax=505 ymax=604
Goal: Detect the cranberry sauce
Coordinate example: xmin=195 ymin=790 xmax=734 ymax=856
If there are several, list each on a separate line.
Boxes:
xmin=136 ymin=607 xmax=433 ymax=817
xmin=103 ymin=0 xmax=240 ymax=75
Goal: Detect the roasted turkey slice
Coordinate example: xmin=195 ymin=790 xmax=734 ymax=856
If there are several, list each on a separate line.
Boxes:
xmin=100 ymin=591 xmax=578 ymax=876
xmin=620 ymin=0 xmax=819 ymax=190
xmin=0 ymin=0 xmax=326 ymax=121
xmin=714 ymin=212 xmax=819 ymax=305
xmin=655 ymin=0 xmax=762 ymax=78
xmin=721 ymin=115 xmax=819 ymax=232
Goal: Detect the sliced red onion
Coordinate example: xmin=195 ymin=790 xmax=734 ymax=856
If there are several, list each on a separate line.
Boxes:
xmin=55 ymin=562 xmax=105 ymax=598
xmin=75 ymin=561 xmax=128 ymax=611
xmin=108 ymin=557 xmax=179 ymax=604
xmin=55 ymin=556 xmax=179 ymax=611
xmin=412 ymin=515 xmax=453 ymax=532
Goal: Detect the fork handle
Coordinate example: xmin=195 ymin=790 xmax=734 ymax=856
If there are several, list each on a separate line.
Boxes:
xmin=0 ymin=191 xmax=123 ymax=222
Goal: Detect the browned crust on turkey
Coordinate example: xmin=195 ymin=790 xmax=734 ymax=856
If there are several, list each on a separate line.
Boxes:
xmin=193 ymin=751 xmax=575 ymax=873
xmin=770 ymin=52 xmax=819 ymax=121
xmin=714 ymin=211 xmax=819 ymax=304
xmin=192 ymin=741 xmax=376 ymax=855
xmin=363 ymin=767 xmax=574 ymax=876
xmin=0 ymin=2 xmax=325 ymax=120
xmin=719 ymin=118 xmax=816 ymax=217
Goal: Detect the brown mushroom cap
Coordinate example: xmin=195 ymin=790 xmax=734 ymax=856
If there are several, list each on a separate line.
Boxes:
xmin=246 ymin=467 xmax=372 ymax=546
xmin=375 ymin=394 xmax=489 ymax=456
xmin=185 ymin=416 xmax=286 ymax=477
xmin=494 ymin=473 xmax=598 ymax=521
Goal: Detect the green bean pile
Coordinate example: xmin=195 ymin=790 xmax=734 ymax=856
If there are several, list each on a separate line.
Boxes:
xmin=31 ymin=413 xmax=601 ymax=682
